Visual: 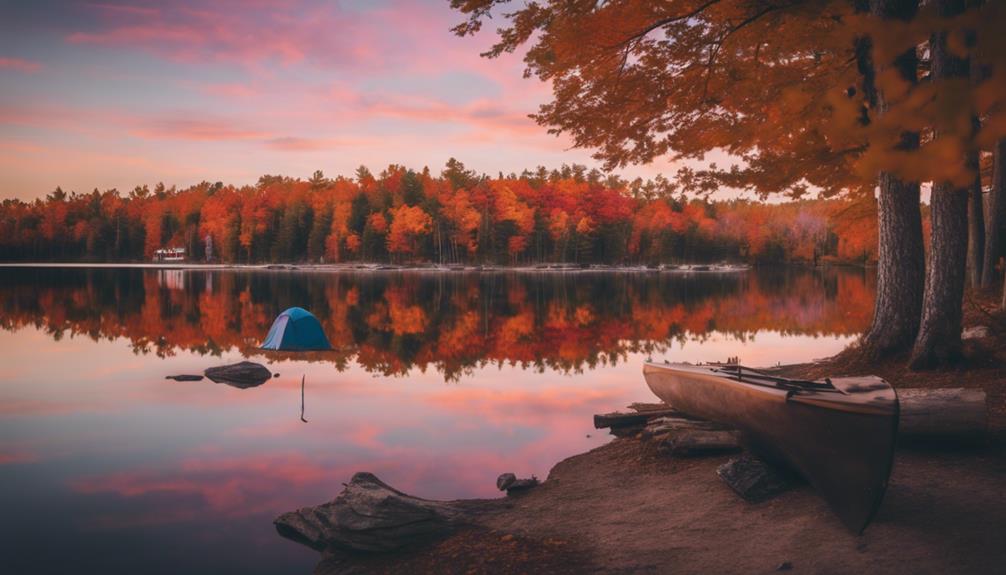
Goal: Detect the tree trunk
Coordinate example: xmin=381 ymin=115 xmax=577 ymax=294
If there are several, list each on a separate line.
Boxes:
xmin=859 ymin=0 xmax=924 ymax=359
xmin=967 ymin=17 xmax=985 ymax=288
xmin=897 ymin=388 xmax=987 ymax=439
xmin=1002 ymin=267 xmax=1006 ymax=309
xmin=982 ymin=138 xmax=1006 ymax=287
xmin=910 ymin=0 xmax=970 ymax=369
xmin=967 ymin=145 xmax=984 ymax=288
xmin=861 ymin=172 xmax=925 ymax=358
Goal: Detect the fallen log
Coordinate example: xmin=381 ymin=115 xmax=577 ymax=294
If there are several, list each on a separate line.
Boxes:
xmin=717 ymin=453 xmax=797 ymax=502
xmin=642 ymin=416 xmax=732 ymax=439
xmin=274 ymin=472 xmax=468 ymax=553
xmin=165 ymin=374 xmax=204 ymax=382
xmin=628 ymin=402 xmax=676 ymax=413
xmin=657 ymin=429 xmax=742 ymax=456
xmin=897 ymin=388 xmax=987 ymax=439
xmin=591 ymin=406 xmax=704 ymax=428
xmin=593 ymin=409 xmax=683 ymax=429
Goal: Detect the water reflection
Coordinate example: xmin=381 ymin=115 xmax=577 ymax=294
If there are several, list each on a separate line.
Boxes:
xmin=0 ymin=266 xmax=874 ymax=575
xmin=0 ymin=267 xmax=874 ymax=380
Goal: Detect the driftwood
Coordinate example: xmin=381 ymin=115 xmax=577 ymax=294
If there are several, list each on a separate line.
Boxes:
xmin=204 ymin=361 xmax=273 ymax=389
xmin=717 ymin=454 xmax=797 ymax=502
xmin=165 ymin=374 xmax=204 ymax=382
xmin=898 ymin=388 xmax=987 ymax=439
xmin=593 ymin=409 xmax=683 ymax=429
xmin=658 ymin=430 xmax=742 ymax=456
xmin=594 ymin=407 xmax=705 ymax=429
xmin=274 ymin=472 xmax=468 ymax=553
xmin=642 ymin=416 xmax=731 ymax=438
xmin=628 ymin=402 xmax=678 ymax=413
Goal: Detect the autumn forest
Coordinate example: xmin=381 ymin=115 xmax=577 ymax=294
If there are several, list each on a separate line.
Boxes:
xmin=0 ymin=160 xmax=881 ymax=266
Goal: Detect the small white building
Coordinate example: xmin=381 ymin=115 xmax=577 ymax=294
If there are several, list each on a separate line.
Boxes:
xmin=153 ymin=247 xmax=186 ymax=262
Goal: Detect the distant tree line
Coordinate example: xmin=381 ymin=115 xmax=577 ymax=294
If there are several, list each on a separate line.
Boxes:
xmin=0 ymin=160 xmax=882 ymax=266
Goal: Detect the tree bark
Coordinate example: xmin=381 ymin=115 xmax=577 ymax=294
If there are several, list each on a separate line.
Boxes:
xmin=859 ymin=0 xmax=925 ymax=359
xmin=897 ymin=388 xmax=987 ymax=438
xmin=967 ymin=145 xmax=984 ymax=288
xmin=982 ymin=138 xmax=1006 ymax=287
xmin=657 ymin=429 xmax=742 ymax=456
xmin=966 ymin=16 xmax=985 ymax=288
xmin=910 ymin=0 xmax=971 ymax=369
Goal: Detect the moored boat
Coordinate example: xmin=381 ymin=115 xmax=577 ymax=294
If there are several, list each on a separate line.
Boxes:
xmin=643 ymin=362 xmax=899 ymax=533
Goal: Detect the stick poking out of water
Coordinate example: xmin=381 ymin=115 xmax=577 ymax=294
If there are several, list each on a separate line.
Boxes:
xmin=301 ymin=375 xmax=308 ymax=423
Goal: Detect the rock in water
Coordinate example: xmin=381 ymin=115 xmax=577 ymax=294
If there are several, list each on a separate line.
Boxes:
xmin=717 ymin=453 xmax=796 ymax=503
xmin=204 ymin=361 xmax=272 ymax=389
xmin=274 ymin=472 xmax=466 ymax=552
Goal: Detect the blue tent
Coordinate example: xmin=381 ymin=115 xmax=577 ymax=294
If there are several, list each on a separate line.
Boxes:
xmin=260 ymin=307 xmax=332 ymax=351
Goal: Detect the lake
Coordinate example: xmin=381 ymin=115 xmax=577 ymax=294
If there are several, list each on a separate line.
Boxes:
xmin=0 ymin=266 xmax=874 ymax=574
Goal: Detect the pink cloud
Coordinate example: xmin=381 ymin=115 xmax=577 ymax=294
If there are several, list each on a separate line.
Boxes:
xmin=355 ymin=94 xmax=544 ymax=138
xmin=130 ymin=116 xmax=270 ymax=141
xmin=66 ymin=0 xmax=378 ymax=69
xmin=0 ymin=57 xmax=42 ymax=73
xmin=264 ymin=136 xmax=372 ymax=151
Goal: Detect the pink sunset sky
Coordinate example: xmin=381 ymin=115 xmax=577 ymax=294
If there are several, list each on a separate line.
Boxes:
xmin=0 ymin=0 xmax=686 ymax=201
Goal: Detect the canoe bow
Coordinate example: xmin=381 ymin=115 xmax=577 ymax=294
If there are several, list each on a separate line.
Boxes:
xmin=643 ymin=362 xmax=899 ymax=534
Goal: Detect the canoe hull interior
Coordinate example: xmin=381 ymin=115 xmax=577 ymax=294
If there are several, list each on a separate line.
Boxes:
xmin=642 ymin=362 xmax=899 ymax=534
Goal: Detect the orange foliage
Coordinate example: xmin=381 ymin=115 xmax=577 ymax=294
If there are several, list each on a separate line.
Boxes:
xmin=1 ymin=162 xmax=885 ymax=265
xmin=387 ymin=205 xmax=432 ymax=256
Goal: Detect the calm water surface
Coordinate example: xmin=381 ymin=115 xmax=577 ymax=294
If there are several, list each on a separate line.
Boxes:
xmin=0 ymin=266 xmax=874 ymax=574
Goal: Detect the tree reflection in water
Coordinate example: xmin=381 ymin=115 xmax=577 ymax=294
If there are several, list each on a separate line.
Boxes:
xmin=0 ymin=267 xmax=874 ymax=381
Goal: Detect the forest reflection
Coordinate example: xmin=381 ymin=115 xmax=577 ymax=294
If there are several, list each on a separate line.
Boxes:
xmin=0 ymin=267 xmax=874 ymax=380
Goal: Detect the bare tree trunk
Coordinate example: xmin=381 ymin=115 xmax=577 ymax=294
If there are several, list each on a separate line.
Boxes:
xmin=982 ymin=138 xmax=1006 ymax=287
xmin=910 ymin=0 xmax=970 ymax=369
xmin=966 ymin=6 xmax=986 ymax=288
xmin=859 ymin=0 xmax=925 ymax=359
xmin=966 ymin=144 xmax=984 ymax=288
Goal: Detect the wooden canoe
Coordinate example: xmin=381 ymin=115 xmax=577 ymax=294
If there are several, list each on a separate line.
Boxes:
xmin=643 ymin=362 xmax=899 ymax=533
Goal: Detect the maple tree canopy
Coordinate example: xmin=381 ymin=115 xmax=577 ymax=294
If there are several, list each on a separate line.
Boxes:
xmin=451 ymin=0 xmax=1006 ymax=198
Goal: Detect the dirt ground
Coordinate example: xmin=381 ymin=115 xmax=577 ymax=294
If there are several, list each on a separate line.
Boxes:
xmin=312 ymin=289 xmax=1006 ymax=574
xmin=315 ymin=438 xmax=1006 ymax=574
